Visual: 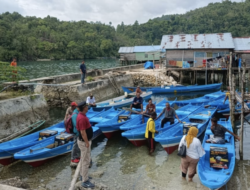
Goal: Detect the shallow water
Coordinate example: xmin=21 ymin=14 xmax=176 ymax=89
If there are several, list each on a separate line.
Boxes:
xmin=18 ymin=59 xmax=119 ymax=79
xmin=1 ymin=92 xmax=250 ymax=190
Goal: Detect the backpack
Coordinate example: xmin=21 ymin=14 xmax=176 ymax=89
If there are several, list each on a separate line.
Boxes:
xmin=64 ymin=113 xmax=77 ymax=134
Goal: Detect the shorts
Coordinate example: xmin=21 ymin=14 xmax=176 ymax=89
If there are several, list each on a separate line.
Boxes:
xmin=206 ymin=137 xmax=225 ymax=144
xmin=132 ymin=104 xmax=142 ymax=109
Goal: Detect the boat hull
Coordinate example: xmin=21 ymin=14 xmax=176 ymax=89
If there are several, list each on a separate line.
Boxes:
xmin=14 ymin=127 xmax=101 ymax=167
xmin=93 ymin=92 xmax=152 ymax=111
xmin=198 ymin=119 xmax=235 ymax=189
xmin=155 ymin=106 xmax=218 ymax=155
xmin=0 ymin=121 xmax=66 ymax=166
xmin=0 ymin=156 xmax=15 ymax=166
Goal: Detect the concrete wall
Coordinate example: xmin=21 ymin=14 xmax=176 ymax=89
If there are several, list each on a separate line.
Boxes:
xmin=0 ymin=94 xmax=49 ymax=139
xmin=35 ymin=74 xmax=134 ymax=107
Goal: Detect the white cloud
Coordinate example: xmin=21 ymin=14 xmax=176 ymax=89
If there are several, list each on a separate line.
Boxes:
xmin=0 ymin=0 xmax=243 ymax=26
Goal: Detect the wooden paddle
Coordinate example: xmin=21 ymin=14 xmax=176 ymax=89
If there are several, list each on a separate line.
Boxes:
xmin=122 ymin=107 xmax=151 ymax=117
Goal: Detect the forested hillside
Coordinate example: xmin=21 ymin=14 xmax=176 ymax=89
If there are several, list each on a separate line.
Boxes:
xmin=1 ymin=0 xmax=250 ymax=61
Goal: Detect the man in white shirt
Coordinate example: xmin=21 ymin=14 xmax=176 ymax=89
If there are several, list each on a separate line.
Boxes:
xmin=86 ymin=94 xmax=96 ymax=107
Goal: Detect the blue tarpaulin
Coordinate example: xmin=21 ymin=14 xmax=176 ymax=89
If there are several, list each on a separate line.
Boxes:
xmin=239 ymin=58 xmax=241 ymax=68
xmin=144 ymin=61 xmax=155 ymax=69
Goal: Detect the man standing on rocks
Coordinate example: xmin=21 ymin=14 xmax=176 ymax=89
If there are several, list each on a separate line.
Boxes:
xmin=156 ymin=102 xmax=181 ymax=127
xmin=80 ymin=61 xmax=86 ymax=86
xmin=76 ymin=101 xmax=95 ymax=188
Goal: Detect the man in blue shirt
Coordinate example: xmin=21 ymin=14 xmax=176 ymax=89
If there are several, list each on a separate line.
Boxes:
xmin=130 ymin=93 xmax=143 ymax=112
xmin=71 ymin=107 xmax=80 ymax=163
xmin=80 ymin=61 xmax=86 ymax=85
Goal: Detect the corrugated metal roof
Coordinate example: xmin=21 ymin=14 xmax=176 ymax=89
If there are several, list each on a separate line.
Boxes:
xmin=233 ymin=37 xmax=250 ymax=51
xmin=160 ymin=33 xmax=235 ymax=49
xmin=134 ymin=45 xmax=165 ymax=52
xmin=118 ymin=47 xmax=134 ymax=53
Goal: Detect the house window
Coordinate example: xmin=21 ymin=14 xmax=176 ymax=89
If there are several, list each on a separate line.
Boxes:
xmin=145 ymin=54 xmax=148 ymax=58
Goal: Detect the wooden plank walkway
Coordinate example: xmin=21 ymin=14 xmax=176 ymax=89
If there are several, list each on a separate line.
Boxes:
xmin=166 ymin=67 xmax=250 ymax=71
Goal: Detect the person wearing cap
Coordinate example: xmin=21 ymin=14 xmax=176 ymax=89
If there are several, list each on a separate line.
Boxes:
xmin=135 ymin=86 xmax=143 ymax=94
xmin=86 ymin=94 xmax=96 ymax=107
xmin=64 ymin=102 xmax=77 ymax=122
xmin=206 ymin=117 xmax=240 ymax=144
xmin=76 ymin=101 xmax=95 ymax=188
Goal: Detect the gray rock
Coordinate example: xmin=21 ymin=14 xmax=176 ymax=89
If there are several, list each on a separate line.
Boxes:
xmin=74 ymin=180 xmax=108 ymax=190
xmin=0 ymin=177 xmax=30 ymax=189
xmin=89 ymin=171 xmax=104 ymax=178
xmin=70 ymin=162 xmax=78 ymax=168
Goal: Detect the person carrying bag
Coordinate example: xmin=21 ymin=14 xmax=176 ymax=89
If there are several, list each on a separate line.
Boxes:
xmin=178 ymin=127 xmax=205 ymax=182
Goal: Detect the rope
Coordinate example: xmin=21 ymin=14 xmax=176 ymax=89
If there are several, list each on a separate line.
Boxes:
xmin=106 ymin=74 xmax=120 ymax=95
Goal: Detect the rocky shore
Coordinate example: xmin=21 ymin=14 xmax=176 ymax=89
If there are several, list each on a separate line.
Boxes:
xmin=131 ymin=72 xmax=178 ymax=87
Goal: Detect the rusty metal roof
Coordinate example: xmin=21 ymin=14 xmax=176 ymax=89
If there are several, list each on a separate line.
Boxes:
xmin=233 ymin=37 xmax=250 ymax=52
xmin=118 ymin=47 xmax=134 ymax=53
xmin=160 ymin=33 xmax=235 ymax=49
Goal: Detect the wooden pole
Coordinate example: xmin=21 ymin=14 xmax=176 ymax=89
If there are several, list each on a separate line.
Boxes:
xmin=229 ymin=52 xmax=234 ymax=129
xmin=196 ymin=71 xmax=197 ymax=84
xmin=240 ymin=60 xmax=246 ymax=160
xmin=212 ymin=70 xmax=214 ymax=84
xmin=69 ymin=161 xmax=81 ymax=190
xmin=232 ymin=74 xmax=236 ymax=130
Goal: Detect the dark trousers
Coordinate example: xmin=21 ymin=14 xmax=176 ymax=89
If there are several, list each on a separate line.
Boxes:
xmin=161 ymin=118 xmax=174 ymax=128
xmin=147 ymin=138 xmax=156 ymax=151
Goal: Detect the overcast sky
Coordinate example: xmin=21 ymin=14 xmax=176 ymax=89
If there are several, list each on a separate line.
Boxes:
xmin=0 ymin=0 xmax=243 ymax=26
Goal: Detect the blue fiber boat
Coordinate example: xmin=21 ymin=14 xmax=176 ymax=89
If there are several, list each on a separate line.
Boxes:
xmin=95 ymin=101 xmax=155 ymax=139
xmin=148 ymin=83 xmax=222 ymax=94
xmin=198 ymin=118 xmax=235 ymax=190
xmin=14 ymin=127 xmax=101 ymax=167
xmin=0 ymin=121 xmax=65 ymax=166
xmin=119 ymin=99 xmax=176 ymax=131
xmin=89 ymin=107 xmax=124 ymax=124
xmin=0 ymin=108 xmax=101 ymax=166
xmin=154 ymin=106 xmax=217 ymax=154
xmin=93 ymin=91 xmax=152 ymax=111
xmin=121 ymin=104 xmax=201 ymax=147
xmin=122 ymin=85 xmax=182 ymax=93
xmin=217 ymin=102 xmax=250 ymax=114
xmin=168 ymin=91 xmax=225 ymax=107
